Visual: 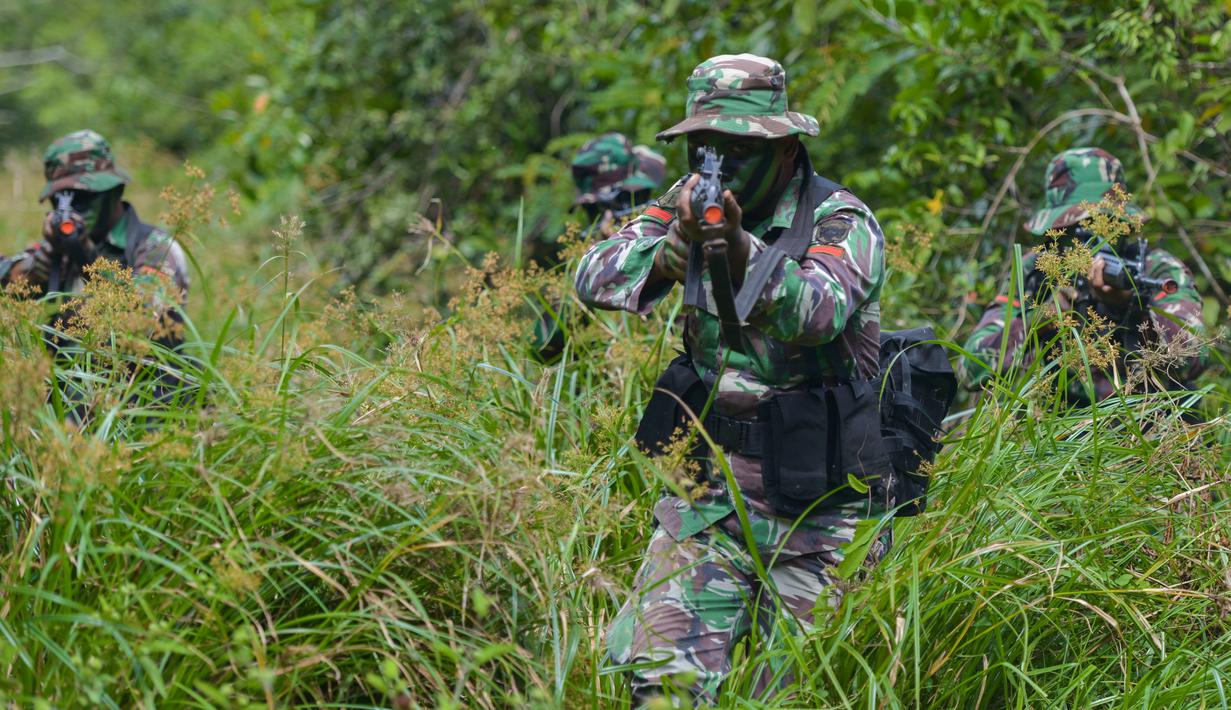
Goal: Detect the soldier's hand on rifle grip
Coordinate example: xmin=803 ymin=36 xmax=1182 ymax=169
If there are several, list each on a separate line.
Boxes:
xmin=1089 ymin=256 xmax=1132 ymax=307
xmin=43 ymin=209 xmax=85 ymax=254
xmin=679 ymin=175 xmax=743 ymax=247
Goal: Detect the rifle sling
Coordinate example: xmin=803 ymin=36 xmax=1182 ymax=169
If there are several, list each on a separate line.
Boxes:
xmin=733 ymin=174 xmax=842 ymax=323
xmin=681 ymin=149 xmax=843 ymax=350
xmin=703 ymin=239 xmax=744 ymax=351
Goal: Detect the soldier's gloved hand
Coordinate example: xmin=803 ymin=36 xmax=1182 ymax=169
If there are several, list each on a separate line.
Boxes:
xmin=1088 ymin=256 xmax=1132 ymax=307
xmin=653 ymin=224 xmax=689 ymax=282
xmin=675 ymin=174 xmax=750 ymax=281
xmin=597 ymin=209 xmax=618 ymax=239
xmin=676 ymin=174 xmax=745 ymax=245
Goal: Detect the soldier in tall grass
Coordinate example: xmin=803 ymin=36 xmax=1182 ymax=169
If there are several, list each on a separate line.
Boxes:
xmin=531 ymin=134 xmax=666 ymax=361
xmin=576 ymin=54 xmax=892 ymax=705
xmin=0 ymin=131 xmax=191 ymax=419
xmin=0 ymin=130 xmax=189 ymax=321
xmin=963 ymin=148 xmax=1206 ymax=403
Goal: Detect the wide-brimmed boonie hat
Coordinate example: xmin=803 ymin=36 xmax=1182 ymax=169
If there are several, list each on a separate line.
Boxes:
xmin=39 ymin=129 xmax=131 ymax=201
xmin=656 ymin=54 xmax=819 ymax=142
xmin=571 ymin=132 xmax=666 ymax=205
xmin=1024 ymin=147 xmax=1146 ymax=235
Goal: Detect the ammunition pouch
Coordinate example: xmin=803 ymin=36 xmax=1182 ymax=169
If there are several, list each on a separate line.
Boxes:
xmin=759 ymin=379 xmax=889 ymax=515
xmin=634 ymin=349 xmax=892 ymax=518
xmin=633 ymin=353 xmax=710 ymax=457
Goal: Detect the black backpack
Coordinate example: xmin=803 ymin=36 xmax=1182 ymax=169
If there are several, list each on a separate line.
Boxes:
xmin=878 ymin=327 xmax=957 ymax=516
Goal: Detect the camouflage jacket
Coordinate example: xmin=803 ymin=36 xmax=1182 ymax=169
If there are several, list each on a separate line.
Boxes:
xmin=962 ymin=245 xmax=1205 ymax=401
xmin=575 ymin=166 xmax=890 ymax=552
xmin=0 ymin=203 xmax=189 ymax=313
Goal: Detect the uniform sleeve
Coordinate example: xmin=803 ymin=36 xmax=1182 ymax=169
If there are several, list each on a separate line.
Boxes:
xmin=961 ymin=297 xmax=1027 ymax=389
xmin=573 ymin=213 xmax=673 ymax=315
xmin=0 ymin=245 xmax=41 ymax=288
xmin=1142 ymin=250 xmax=1206 ymax=380
xmin=129 ymin=229 xmax=190 ymax=312
xmin=741 ymin=206 xmax=884 ymax=346
xmin=0 ymin=252 xmax=26 ymax=285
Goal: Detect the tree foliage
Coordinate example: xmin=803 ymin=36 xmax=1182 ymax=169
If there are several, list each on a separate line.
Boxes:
xmin=4 ymin=1 xmax=1228 ymax=297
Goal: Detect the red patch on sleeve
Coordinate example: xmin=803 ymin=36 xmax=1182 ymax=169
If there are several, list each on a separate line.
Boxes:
xmin=645 ymin=206 xmax=674 ymax=223
xmin=807 ymin=245 xmax=845 ymax=258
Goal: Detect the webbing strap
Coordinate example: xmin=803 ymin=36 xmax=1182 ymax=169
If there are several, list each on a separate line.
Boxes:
xmin=733 ymin=169 xmax=843 ymax=323
xmin=681 ymin=147 xmax=844 ymax=359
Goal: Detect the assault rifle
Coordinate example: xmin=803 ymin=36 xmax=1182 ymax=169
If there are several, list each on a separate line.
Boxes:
xmin=1023 ymin=234 xmax=1180 ymax=352
xmin=46 ymin=190 xmax=86 ymax=293
xmin=1091 ymin=236 xmax=1178 ymax=300
xmin=689 ymin=146 xmax=744 ymax=351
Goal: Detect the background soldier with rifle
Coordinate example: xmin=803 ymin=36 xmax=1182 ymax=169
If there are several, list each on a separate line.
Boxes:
xmin=962 ymin=147 xmax=1206 ymax=402
xmin=568 ymin=132 xmax=666 ymax=248
xmin=0 ymin=129 xmax=189 ymax=322
xmin=575 ymin=54 xmax=909 ymax=705
xmin=529 ymin=133 xmax=666 ymax=362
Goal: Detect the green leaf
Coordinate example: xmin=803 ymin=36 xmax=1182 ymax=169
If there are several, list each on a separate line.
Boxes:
xmin=847 ymin=472 xmax=870 ymax=494
xmin=793 ymin=0 xmax=817 ymax=33
xmin=474 ymin=643 xmax=517 ymax=664
xmin=834 ymin=518 xmax=883 ymax=580
xmin=472 ymin=587 xmax=492 ymax=618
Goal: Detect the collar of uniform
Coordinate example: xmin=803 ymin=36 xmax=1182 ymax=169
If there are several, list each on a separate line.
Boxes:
xmin=104 ymin=203 xmax=135 ymax=251
xmin=747 ymin=168 xmax=804 ymax=238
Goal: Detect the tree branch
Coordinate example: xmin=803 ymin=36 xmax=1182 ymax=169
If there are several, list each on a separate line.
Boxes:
xmin=0 ymin=46 xmax=88 ymax=73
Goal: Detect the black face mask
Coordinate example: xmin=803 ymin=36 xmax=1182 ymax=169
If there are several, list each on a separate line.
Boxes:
xmin=86 ymin=189 xmax=121 ymax=242
xmin=67 ymin=190 xmax=101 ymax=214
xmin=687 ymin=140 xmax=785 ymax=216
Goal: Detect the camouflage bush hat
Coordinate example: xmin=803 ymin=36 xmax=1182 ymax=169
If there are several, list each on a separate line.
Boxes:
xmin=39 ymin=129 xmax=131 ymax=201
xmin=571 ymin=132 xmax=667 ymax=205
xmin=1024 ymin=147 xmax=1146 ymax=235
xmin=656 ymin=54 xmax=819 ymax=141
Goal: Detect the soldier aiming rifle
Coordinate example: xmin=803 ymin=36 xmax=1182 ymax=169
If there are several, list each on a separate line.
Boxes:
xmin=963 ymin=147 xmax=1205 ymax=403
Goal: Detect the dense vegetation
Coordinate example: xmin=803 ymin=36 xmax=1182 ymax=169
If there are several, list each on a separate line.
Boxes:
xmin=1 ymin=1 xmax=1229 ymax=707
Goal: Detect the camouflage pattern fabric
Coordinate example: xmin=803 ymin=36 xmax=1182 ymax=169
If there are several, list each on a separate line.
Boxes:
xmin=1023 ymin=148 xmax=1146 ymax=235
xmin=962 ymin=246 xmax=1205 ymax=400
xmin=577 ymin=169 xmax=886 ymax=422
xmin=572 ymin=133 xmax=667 ymax=206
xmin=656 ymin=54 xmax=820 ymax=141
xmin=576 ymin=154 xmax=889 ymax=699
xmin=39 ymin=130 xmax=132 ymax=201
xmin=606 ymin=511 xmax=890 ymax=705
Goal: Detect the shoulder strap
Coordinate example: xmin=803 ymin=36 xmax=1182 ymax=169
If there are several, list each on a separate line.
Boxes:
xmin=734 ymin=164 xmax=843 ymax=322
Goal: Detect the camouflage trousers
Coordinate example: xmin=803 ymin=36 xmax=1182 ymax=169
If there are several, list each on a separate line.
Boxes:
xmin=606 ymin=518 xmax=890 ymax=706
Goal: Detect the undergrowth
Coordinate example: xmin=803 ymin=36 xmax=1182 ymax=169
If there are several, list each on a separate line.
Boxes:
xmin=0 ymin=185 xmax=1228 ymax=708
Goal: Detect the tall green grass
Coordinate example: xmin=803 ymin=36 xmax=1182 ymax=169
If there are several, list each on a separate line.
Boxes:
xmin=0 ymin=212 xmax=1228 ymax=709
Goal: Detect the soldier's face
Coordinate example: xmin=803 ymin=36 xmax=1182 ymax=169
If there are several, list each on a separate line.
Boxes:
xmin=686 ymin=132 xmax=796 ymax=211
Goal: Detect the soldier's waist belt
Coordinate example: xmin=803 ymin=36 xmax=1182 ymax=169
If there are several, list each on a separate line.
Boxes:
xmin=703 ymin=412 xmax=765 ymax=458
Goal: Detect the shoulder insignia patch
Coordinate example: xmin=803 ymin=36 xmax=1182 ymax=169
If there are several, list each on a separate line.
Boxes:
xmin=814 ymin=214 xmax=854 ymax=245
xmin=807 ymin=244 xmax=845 ymax=258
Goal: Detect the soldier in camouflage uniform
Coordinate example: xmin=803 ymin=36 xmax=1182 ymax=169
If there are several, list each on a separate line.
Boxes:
xmin=571 ymin=132 xmax=666 ymax=242
xmin=575 ymin=55 xmax=891 ymax=704
xmin=530 ymin=134 xmax=667 ymax=361
xmin=962 ymin=148 xmax=1205 ymax=400
xmin=0 ymin=130 xmax=189 ymax=321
